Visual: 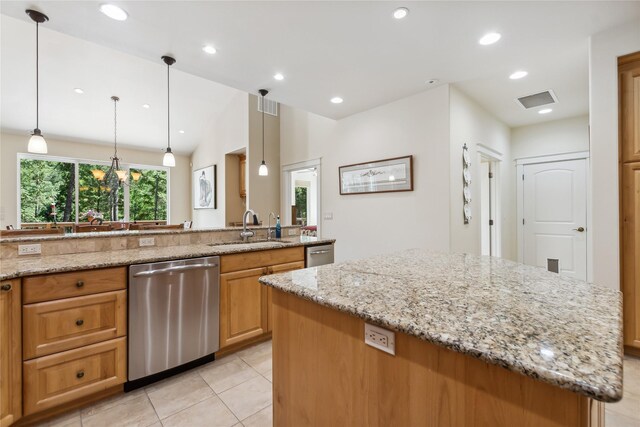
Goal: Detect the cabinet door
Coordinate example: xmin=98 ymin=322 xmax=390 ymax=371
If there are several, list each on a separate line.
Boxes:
xmin=622 ymin=162 xmax=640 ymax=351
xmin=620 ymin=57 xmax=640 ymax=163
xmin=0 ymin=279 xmax=22 ymax=427
xmin=220 ymin=267 xmax=268 ymax=348
xmin=266 ymin=261 xmax=306 ymax=332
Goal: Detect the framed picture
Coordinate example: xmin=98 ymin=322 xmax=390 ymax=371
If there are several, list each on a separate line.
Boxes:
xmin=339 ymin=155 xmax=413 ymax=195
xmin=193 ymin=165 xmax=217 ymax=209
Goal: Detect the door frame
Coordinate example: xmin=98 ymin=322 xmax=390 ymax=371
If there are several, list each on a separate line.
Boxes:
xmin=282 ymin=158 xmax=322 ymax=236
xmin=477 ymin=144 xmax=503 ymax=257
xmin=515 ymin=151 xmax=590 ymax=276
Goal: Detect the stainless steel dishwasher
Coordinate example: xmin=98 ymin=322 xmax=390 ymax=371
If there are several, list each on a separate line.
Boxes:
xmin=128 ymin=256 xmax=219 ymax=386
xmin=306 ymin=243 xmax=335 ymax=267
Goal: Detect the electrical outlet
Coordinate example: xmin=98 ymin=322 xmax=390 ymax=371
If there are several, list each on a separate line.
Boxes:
xmin=18 ymin=244 xmax=41 ymax=256
xmin=139 ymin=237 xmax=155 ymax=247
xmin=324 ymin=212 xmax=333 ymax=220
xmin=364 ymin=323 xmax=395 ymax=355
xmin=287 ymin=229 xmax=297 ymax=236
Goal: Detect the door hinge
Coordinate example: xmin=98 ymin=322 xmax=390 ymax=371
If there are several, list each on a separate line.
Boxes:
xmin=522 ymin=174 xmax=525 ymax=180
xmin=489 ymin=172 xmax=494 ymax=179
xmin=522 ymin=218 xmax=525 ymax=225
xmin=489 ymin=219 xmax=494 ymax=226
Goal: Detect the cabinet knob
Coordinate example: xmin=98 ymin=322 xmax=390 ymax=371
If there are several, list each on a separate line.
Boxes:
xmin=76 ymin=370 xmax=85 ymax=379
xmin=76 ymin=280 xmax=85 ymax=288
xmin=0 ymin=283 xmax=11 ymax=292
xmin=76 ymin=319 xmax=84 ymax=326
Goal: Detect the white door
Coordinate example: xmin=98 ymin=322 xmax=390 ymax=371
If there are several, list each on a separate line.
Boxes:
xmin=522 ymin=159 xmax=587 ymax=280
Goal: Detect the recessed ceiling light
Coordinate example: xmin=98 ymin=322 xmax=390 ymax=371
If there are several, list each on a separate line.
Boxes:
xmin=538 ymin=108 xmax=553 ymax=114
xmin=202 ymin=45 xmax=217 ymax=54
xmin=509 ymin=71 xmax=528 ymax=80
xmin=179 ymin=130 xmax=185 ymax=134
xmin=479 ymin=32 xmax=501 ymax=45
xmin=330 ymin=97 xmax=343 ymax=104
xmin=142 ymin=104 xmax=150 ymax=109
xmin=73 ymin=88 xmax=84 ymax=94
xmin=274 ymin=73 xmax=284 ymax=81
xmin=99 ymin=4 xmax=128 ymax=21
xmin=393 ymin=7 xmax=409 ymax=19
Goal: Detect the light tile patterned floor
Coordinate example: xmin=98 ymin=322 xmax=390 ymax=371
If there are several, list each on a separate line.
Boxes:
xmin=38 ymin=340 xmax=273 ymax=427
xmin=36 ymin=342 xmax=640 ymax=427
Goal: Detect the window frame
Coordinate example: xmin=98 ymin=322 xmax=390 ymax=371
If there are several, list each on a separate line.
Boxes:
xmin=17 ymin=153 xmax=171 ymax=227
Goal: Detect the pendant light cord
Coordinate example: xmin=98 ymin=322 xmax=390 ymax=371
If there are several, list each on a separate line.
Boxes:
xmin=262 ymin=94 xmax=265 ymax=161
xmin=113 ymin=97 xmax=118 ymax=158
xmin=167 ymin=63 xmax=171 ymax=151
xmin=35 ymin=21 xmax=39 ymax=130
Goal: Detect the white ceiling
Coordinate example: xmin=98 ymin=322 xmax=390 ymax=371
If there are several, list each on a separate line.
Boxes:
xmin=0 ymin=14 xmax=242 ymax=154
xmin=2 ymin=1 xmax=640 ymax=150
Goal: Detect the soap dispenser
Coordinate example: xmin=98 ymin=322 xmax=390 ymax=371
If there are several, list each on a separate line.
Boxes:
xmin=275 ymin=215 xmax=281 ymax=239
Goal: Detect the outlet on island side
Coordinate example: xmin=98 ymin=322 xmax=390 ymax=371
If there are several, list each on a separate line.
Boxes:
xmin=18 ymin=244 xmax=41 ymax=256
xmin=364 ymin=323 xmax=395 ymax=355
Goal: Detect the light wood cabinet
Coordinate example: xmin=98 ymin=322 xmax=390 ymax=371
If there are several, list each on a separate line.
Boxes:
xmin=239 ymin=154 xmax=247 ymax=199
xmin=620 ymin=52 xmax=640 ymax=355
xmin=219 ymin=248 xmax=305 ymax=349
xmin=23 ymin=290 xmax=127 ymax=360
xmin=23 ymin=338 xmax=126 ymax=415
xmin=1 ymin=280 xmax=22 ymax=427
xmin=23 ymin=267 xmax=126 ymax=304
xmin=220 ymin=267 xmax=269 ymax=348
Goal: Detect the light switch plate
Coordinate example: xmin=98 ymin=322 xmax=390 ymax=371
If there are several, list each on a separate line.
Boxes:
xmin=364 ymin=323 xmax=395 ymax=355
xmin=18 ymin=244 xmax=41 ymax=255
xmin=139 ymin=237 xmax=155 ymax=247
xmin=324 ymin=212 xmax=333 ymax=220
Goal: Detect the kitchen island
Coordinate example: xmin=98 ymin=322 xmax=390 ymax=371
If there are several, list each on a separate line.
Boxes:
xmin=259 ymin=249 xmax=623 ymax=427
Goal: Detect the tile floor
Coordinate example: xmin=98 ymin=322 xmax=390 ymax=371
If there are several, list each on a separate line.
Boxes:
xmin=37 ymin=340 xmax=273 ymax=427
xmin=36 ymin=342 xmax=640 ymax=427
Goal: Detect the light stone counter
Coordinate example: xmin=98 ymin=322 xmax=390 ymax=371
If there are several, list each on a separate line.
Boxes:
xmin=0 ymin=236 xmax=334 ymax=281
xmin=259 ymin=248 xmax=623 ymax=403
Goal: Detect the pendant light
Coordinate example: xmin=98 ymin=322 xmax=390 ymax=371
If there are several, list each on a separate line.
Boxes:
xmin=258 ymin=89 xmax=269 ymax=176
xmin=162 ymin=55 xmax=176 ymax=167
xmin=26 ymin=9 xmax=49 ymax=154
xmin=104 ymin=96 xmax=128 ymax=183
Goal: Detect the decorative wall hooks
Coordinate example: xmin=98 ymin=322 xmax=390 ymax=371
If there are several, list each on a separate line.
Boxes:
xmin=463 ymin=144 xmax=471 ymax=224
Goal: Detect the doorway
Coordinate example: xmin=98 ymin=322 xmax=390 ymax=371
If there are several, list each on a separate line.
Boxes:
xmin=517 ymin=154 xmax=588 ymax=280
xmin=480 ymin=157 xmax=498 ymax=256
xmin=282 ymin=159 xmax=321 ymax=237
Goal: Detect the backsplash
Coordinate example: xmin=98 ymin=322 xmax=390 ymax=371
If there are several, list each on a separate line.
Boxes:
xmin=0 ymin=226 xmax=300 ymax=259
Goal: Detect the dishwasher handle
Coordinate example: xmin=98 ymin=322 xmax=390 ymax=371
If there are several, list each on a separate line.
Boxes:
xmin=132 ymin=263 xmax=218 ymax=278
xmin=309 ymin=249 xmax=331 ymax=255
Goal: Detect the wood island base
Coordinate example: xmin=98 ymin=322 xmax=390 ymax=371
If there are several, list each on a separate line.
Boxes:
xmin=271 ymin=290 xmax=603 ymax=427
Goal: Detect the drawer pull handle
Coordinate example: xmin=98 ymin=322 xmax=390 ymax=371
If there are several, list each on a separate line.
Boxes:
xmin=76 ymin=319 xmax=84 ymax=326
xmin=76 ymin=370 xmax=85 ymax=379
xmin=76 ymin=280 xmax=85 ymax=288
xmin=1 ymin=283 xmax=11 ymax=292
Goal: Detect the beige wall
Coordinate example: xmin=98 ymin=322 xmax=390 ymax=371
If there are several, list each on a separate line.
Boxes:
xmin=191 ymin=92 xmax=249 ymax=228
xmin=248 ymin=94 xmax=280 ymax=223
xmin=511 ymin=115 xmax=590 ymax=160
xmin=449 ymin=87 xmax=515 ymax=260
xmin=589 ymin=20 xmax=640 ymax=289
xmin=280 ymin=85 xmax=451 ymax=263
xmin=0 ymin=132 xmax=190 ymax=228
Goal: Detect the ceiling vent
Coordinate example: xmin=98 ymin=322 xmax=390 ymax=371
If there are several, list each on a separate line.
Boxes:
xmin=258 ymin=96 xmax=278 ymax=117
xmin=515 ymin=90 xmax=558 ymax=109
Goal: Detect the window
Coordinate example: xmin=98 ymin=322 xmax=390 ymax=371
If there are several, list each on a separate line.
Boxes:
xmin=18 ymin=154 xmax=170 ymax=226
xmin=20 ymin=158 xmax=76 ymax=224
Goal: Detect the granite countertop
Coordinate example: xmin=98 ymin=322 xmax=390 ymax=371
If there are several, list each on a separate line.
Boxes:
xmin=259 ymin=249 xmax=623 ymax=403
xmin=0 ymin=237 xmax=335 ymax=280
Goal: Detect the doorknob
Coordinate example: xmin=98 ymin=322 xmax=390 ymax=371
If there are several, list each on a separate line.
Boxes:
xmin=573 ymin=227 xmax=585 ymax=232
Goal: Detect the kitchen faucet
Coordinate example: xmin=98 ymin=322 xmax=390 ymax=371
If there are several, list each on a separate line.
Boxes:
xmin=267 ymin=212 xmax=276 ymax=240
xmin=240 ymin=209 xmax=255 ymax=242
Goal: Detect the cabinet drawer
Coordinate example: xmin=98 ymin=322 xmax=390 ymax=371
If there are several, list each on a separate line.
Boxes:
xmin=221 ymin=247 xmax=304 ymax=273
xmin=23 ymin=337 xmax=126 ymax=415
xmin=23 ymin=267 xmax=126 ymax=304
xmin=23 ymin=291 xmax=126 ymax=360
